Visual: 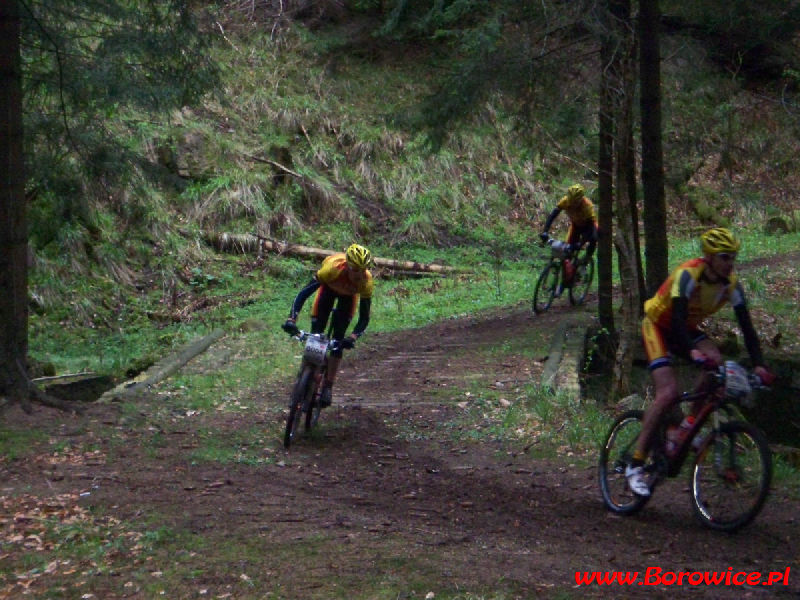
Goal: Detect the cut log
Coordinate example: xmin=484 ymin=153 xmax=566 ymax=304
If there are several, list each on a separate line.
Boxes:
xmin=203 ymin=232 xmax=468 ymax=275
xmin=97 ymin=329 xmax=225 ymax=403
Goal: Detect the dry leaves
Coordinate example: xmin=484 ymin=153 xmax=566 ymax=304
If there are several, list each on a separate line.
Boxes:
xmin=0 ymin=492 xmax=143 ymax=598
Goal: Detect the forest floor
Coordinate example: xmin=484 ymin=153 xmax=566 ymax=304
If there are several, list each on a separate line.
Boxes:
xmin=2 ymin=263 xmax=800 ymax=599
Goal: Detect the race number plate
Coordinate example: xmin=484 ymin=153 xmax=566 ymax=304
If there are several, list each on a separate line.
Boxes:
xmin=723 ymin=361 xmax=751 ymax=400
xmin=303 ymin=335 xmax=328 ymax=366
xmin=550 ymin=240 xmax=570 ymax=258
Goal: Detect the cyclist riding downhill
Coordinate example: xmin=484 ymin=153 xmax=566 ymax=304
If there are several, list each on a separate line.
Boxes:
xmin=539 ymin=183 xmax=598 ymax=297
xmin=281 ymin=243 xmax=374 ymax=409
xmin=626 ymin=227 xmax=776 ymax=497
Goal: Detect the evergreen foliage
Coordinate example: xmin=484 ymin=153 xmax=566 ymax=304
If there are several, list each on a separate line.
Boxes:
xmin=373 ymin=0 xmax=597 ymax=151
xmin=9 ymin=0 xmax=800 ymax=378
xmin=20 ymin=0 xmax=220 ymax=249
xmin=661 ymin=0 xmax=800 ymax=81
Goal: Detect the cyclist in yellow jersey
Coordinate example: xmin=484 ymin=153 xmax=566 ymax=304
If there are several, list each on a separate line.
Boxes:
xmin=626 ymin=228 xmax=775 ymax=496
xmin=540 ymin=184 xmax=598 ymax=296
xmin=540 ymin=184 xmax=599 ymax=260
xmin=282 ymin=244 xmax=374 ymax=407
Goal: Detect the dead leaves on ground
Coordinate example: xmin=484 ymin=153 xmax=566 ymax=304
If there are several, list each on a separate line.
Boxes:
xmin=0 ymin=492 xmax=144 ymax=598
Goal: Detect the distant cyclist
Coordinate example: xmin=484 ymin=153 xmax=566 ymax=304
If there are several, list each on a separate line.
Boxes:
xmin=281 ymin=243 xmax=374 ymax=408
xmin=540 ymin=184 xmax=598 ymax=260
xmin=626 ymin=227 xmax=775 ymax=496
xmin=539 ymin=184 xmax=598 ymax=294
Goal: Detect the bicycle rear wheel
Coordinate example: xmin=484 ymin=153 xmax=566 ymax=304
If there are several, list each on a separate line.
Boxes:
xmin=532 ymin=262 xmax=560 ymax=314
xmin=569 ymin=255 xmax=594 ymax=306
xmin=284 ymin=367 xmax=314 ymax=448
xmin=598 ymin=410 xmax=652 ymax=515
xmin=691 ymin=420 xmax=772 ymax=531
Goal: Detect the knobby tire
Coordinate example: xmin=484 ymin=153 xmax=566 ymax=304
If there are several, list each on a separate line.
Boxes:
xmin=598 ymin=410 xmax=652 ymax=515
xmin=533 ymin=261 xmax=560 ymax=314
xmin=691 ymin=420 xmax=772 ymax=531
xmin=569 ymin=255 xmax=594 ymax=306
xmin=304 ymin=367 xmax=323 ymax=432
xmin=284 ymin=367 xmax=314 ymax=448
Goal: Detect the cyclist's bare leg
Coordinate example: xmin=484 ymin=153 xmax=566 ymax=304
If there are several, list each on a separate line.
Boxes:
xmin=634 ymin=365 xmax=679 ymax=460
xmin=695 ymin=338 xmax=722 ymax=364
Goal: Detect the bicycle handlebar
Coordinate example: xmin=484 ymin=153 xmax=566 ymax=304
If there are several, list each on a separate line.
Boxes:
xmin=292 ymin=330 xmax=344 ymax=352
xmin=748 ymin=374 xmax=770 ymax=391
xmin=703 ymin=362 xmax=771 ymax=394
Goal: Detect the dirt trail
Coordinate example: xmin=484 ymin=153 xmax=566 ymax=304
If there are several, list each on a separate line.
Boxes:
xmin=2 ymin=303 xmax=799 ymax=599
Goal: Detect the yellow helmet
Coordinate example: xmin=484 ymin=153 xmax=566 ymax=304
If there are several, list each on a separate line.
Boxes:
xmin=700 ymin=227 xmax=741 ymax=254
xmin=345 ymin=243 xmax=373 ymax=270
xmin=567 ymin=184 xmax=585 ymax=202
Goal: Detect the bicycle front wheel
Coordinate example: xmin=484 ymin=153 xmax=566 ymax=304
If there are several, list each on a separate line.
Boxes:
xmin=532 ymin=262 xmax=560 ymax=314
xmin=284 ymin=367 xmax=314 ymax=448
xmin=304 ymin=369 xmax=322 ymax=432
xmin=569 ymin=255 xmax=594 ymax=306
xmin=691 ymin=420 xmax=772 ymax=531
xmin=598 ymin=410 xmax=652 ymax=515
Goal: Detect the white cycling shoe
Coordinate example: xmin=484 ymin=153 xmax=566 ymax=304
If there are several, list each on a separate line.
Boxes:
xmin=625 ymin=464 xmax=651 ymax=497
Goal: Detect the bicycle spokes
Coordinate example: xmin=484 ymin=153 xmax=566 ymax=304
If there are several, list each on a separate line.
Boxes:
xmin=533 ymin=262 xmax=560 ymax=314
xmin=569 ymin=257 xmax=594 ymax=306
xmin=598 ymin=410 xmax=653 ymax=515
xmin=691 ymin=422 xmax=771 ymax=531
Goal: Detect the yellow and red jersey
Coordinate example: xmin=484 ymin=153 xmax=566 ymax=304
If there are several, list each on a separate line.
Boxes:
xmin=316 ymin=253 xmax=374 ymax=299
xmin=556 ymin=195 xmax=597 ymax=227
xmin=644 ymin=258 xmax=745 ymax=329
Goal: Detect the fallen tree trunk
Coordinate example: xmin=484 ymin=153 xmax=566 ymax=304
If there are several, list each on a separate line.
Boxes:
xmin=97 ymin=329 xmax=225 ymax=403
xmin=204 ymin=232 xmax=467 ymax=275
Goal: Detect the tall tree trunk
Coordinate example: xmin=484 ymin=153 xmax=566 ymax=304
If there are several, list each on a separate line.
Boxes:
xmin=613 ymin=106 xmax=638 ymax=400
xmin=597 ymin=4 xmax=617 ymax=336
xmin=0 ymin=0 xmax=31 ymax=411
xmin=638 ymin=0 xmax=668 ymax=296
xmin=607 ymin=0 xmax=638 ymax=400
xmin=627 ymin=127 xmax=646 ymax=307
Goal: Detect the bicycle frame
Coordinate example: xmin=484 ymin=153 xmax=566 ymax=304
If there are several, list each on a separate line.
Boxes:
xmin=657 ymin=390 xmax=723 ymax=478
xmin=598 ymin=360 xmax=771 ymax=530
xmin=547 ymin=239 xmax=576 ymax=282
xmin=650 ymin=368 xmax=759 ymax=480
xmin=532 ymin=237 xmax=594 ymax=314
xmin=294 ymin=331 xmax=336 ymax=399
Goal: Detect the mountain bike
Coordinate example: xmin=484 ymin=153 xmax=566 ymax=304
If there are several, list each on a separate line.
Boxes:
xmin=598 ymin=361 xmax=772 ymax=532
xmin=532 ymin=234 xmax=594 ymax=314
xmin=283 ymin=329 xmax=343 ymax=449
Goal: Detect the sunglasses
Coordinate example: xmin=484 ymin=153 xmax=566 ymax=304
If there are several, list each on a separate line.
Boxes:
xmin=346 ymin=260 xmax=366 ymax=272
xmin=717 ymin=252 xmax=737 ymax=262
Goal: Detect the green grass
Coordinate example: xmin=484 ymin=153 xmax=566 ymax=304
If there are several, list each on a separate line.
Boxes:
xmin=187 ymin=426 xmax=276 ymax=466
xmin=773 ymin=455 xmax=800 ymax=495
xmin=0 ymin=427 xmax=48 ymax=460
xmin=8 ymin=10 xmax=800 ymax=600
xmin=666 ymin=230 xmax=800 ymax=267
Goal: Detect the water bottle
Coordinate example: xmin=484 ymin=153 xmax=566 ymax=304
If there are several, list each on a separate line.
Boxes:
xmin=666 ymin=415 xmax=695 ymax=457
xmin=678 ymin=415 xmax=695 ymax=439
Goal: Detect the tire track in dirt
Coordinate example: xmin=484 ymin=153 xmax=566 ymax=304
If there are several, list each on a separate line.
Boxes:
xmin=335 ymin=305 xmax=566 ymax=408
xmin=275 ymin=300 xmax=799 ymax=599
xmin=3 ymin=297 xmax=798 ymax=599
